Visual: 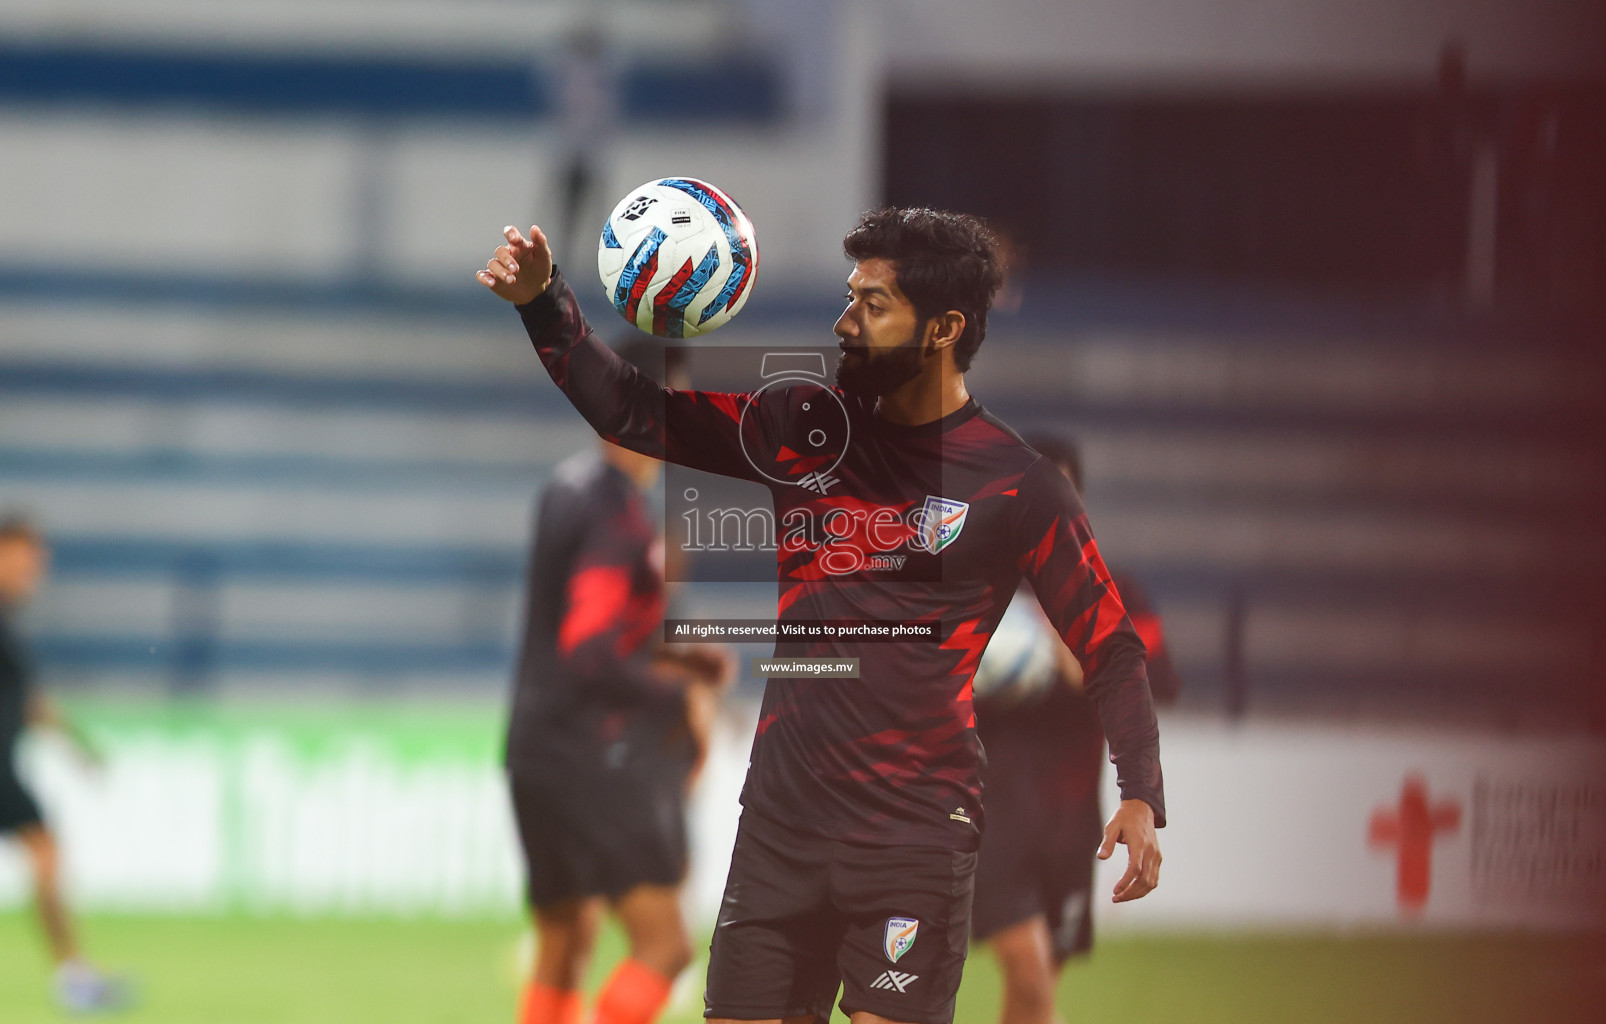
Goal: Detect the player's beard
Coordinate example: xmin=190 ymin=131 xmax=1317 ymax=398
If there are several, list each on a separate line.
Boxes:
xmin=835 ymin=333 xmax=927 ymax=397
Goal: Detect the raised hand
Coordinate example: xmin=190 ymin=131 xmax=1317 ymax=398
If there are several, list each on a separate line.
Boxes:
xmin=475 ymin=225 xmax=554 ymax=305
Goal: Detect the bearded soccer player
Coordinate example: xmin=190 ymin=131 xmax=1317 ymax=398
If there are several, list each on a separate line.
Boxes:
xmin=478 ymin=206 xmax=1164 ymax=1024
xmin=506 ymin=338 xmax=732 ymax=1024
xmin=972 ymin=434 xmax=1183 ymax=1024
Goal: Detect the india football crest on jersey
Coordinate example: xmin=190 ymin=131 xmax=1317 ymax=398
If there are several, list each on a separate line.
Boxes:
xmin=884 ymin=917 xmax=919 ymax=963
xmin=916 ymin=496 xmax=969 ymax=554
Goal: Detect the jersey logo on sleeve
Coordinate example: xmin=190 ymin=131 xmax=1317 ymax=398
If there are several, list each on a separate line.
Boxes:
xmin=916 ymin=496 xmax=969 ymax=554
xmin=884 ymin=917 xmax=919 ymax=962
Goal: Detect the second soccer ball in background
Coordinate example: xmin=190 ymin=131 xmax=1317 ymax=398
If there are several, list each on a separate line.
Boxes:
xmin=972 ymin=594 xmax=1062 ymax=707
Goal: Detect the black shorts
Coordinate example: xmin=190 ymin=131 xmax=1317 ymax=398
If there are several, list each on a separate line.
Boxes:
xmin=705 ymin=811 xmax=976 ymax=1024
xmin=508 ymin=762 xmax=687 ymax=907
xmin=971 ymin=780 xmax=1101 ymax=962
xmin=0 ymin=768 xmax=43 ymax=835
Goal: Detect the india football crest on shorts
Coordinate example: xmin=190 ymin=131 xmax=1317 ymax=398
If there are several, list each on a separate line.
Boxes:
xmin=883 ymin=917 xmax=919 ymax=963
xmin=916 ymin=496 xmax=969 ymax=554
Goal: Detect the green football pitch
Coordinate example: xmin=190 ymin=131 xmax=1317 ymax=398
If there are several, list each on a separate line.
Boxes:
xmin=1 ymin=912 xmax=1601 ymax=1023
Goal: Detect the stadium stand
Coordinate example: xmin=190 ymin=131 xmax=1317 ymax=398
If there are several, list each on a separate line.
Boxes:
xmin=0 ymin=0 xmax=1599 ymax=731
xmin=2 ymin=276 xmax=1599 ymax=729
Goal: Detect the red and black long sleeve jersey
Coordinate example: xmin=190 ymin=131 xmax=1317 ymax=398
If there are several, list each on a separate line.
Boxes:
xmin=505 ymin=452 xmax=681 ymax=774
xmin=977 ymin=572 xmax=1182 ymax=812
xmin=517 ymin=271 xmax=1164 ymax=849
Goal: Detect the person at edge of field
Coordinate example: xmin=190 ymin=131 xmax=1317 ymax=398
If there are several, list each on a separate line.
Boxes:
xmin=0 ymin=514 xmax=131 ymax=1014
xmin=505 ymin=338 xmax=735 ymax=1024
xmin=477 ymin=205 xmax=1164 ymax=1024
xmin=972 ymin=434 xmax=1183 ymax=1024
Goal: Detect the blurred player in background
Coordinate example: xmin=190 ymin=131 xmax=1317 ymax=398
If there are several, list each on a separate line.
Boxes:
xmin=972 ymin=436 xmax=1183 ymax=1024
xmin=552 ymin=19 xmax=621 ymax=272
xmin=479 ymin=208 xmax=1164 ymax=1024
xmin=504 ymin=342 xmax=733 ymax=1024
xmin=0 ymin=515 xmax=130 ymax=1014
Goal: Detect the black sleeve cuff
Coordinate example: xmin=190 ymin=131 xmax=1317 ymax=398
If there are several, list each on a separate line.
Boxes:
xmin=514 ymin=267 xmax=571 ymax=332
xmin=1117 ymin=785 xmax=1167 ymax=829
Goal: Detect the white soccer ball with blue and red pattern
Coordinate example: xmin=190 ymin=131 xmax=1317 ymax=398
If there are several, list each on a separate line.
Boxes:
xmin=972 ymin=594 xmax=1061 ymax=707
xmin=597 ymin=177 xmax=759 ymax=338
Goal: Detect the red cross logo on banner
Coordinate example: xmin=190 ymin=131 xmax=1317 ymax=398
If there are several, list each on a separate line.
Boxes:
xmin=1368 ymin=776 xmax=1462 ymax=913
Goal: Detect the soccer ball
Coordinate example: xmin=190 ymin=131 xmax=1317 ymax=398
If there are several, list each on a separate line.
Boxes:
xmin=972 ymin=594 xmax=1061 ymax=707
xmin=597 ymin=177 xmax=759 ymax=338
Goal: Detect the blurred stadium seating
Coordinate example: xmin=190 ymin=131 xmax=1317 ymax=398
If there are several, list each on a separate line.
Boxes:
xmin=0 ymin=0 xmax=1600 ymax=729
xmin=0 ymin=9 xmax=1602 ymax=1024
xmin=4 ymin=261 xmax=1599 ymax=725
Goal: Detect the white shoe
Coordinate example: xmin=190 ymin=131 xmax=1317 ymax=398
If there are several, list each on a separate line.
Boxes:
xmin=54 ymin=960 xmax=133 ymax=1015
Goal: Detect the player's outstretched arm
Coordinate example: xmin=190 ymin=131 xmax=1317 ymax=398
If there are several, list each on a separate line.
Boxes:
xmin=476 ymin=224 xmax=764 ymax=481
xmin=1099 ymin=798 xmax=1162 ymax=903
xmin=475 ymin=225 xmax=553 ymax=305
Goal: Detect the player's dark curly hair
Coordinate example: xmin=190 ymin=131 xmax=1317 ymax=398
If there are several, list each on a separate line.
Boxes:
xmin=842 ymin=208 xmax=1004 ymax=372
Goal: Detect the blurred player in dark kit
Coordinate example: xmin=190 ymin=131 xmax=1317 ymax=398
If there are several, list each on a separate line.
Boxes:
xmin=971 ymin=436 xmax=1183 ymax=1024
xmin=479 ymin=207 xmax=1165 ymax=1024
xmin=0 ymin=515 xmax=129 ymax=1014
xmin=551 ymin=20 xmax=620 ymax=272
xmin=505 ymin=341 xmax=733 ymax=1024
